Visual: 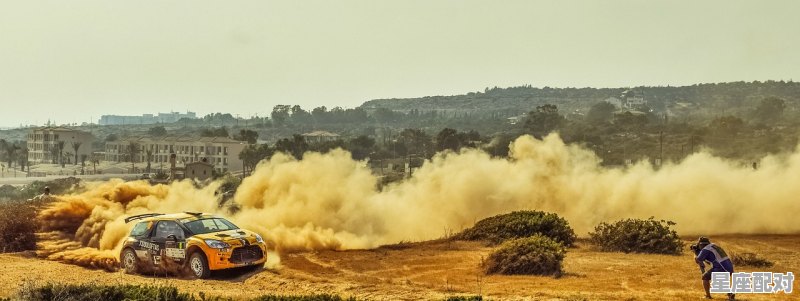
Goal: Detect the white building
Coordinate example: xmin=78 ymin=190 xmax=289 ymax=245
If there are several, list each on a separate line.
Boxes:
xmin=301 ymin=131 xmax=340 ymax=143
xmin=99 ymin=111 xmax=197 ymax=125
xmin=26 ymin=127 xmax=95 ymax=165
xmin=104 ymin=136 xmax=246 ymax=174
xmin=605 ymin=89 xmax=647 ymax=111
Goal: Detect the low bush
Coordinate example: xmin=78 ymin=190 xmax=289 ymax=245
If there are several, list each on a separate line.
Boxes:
xmin=252 ymin=295 xmax=357 ymax=301
xmin=731 ymin=252 xmax=774 ymax=268
xmin=455 ymin=210 xmax=576 ymax=246
xmin=589 ymin=217 xmax=683 ymax=254
xmin=483 ymin=234 xmax=566 ymax=276
xmin=443 ymin=296 xmax=483 ymax=301
xmin=18 ymin=283 xmax=193 ymax=301
xmin=0 ymin=200 xmax=38 ymax=252
xmin=0 ymin=177 xmax=81 ymax=201
xmin=14 ymin=283 xmax=360 ymax=301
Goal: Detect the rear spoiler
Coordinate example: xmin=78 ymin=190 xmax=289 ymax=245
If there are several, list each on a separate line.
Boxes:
xmin=124 ymin=213 xmax=163 ymax=223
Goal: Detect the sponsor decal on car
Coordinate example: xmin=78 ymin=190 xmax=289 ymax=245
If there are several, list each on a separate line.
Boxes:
xmin=165 ymin=248 xmax=186 ymax=259
xmin=139 ymin=241 xmax=160 ymax=251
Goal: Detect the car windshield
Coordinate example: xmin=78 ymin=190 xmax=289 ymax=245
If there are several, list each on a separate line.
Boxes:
xmin=183 ymin=218 xmax=239 ymax=235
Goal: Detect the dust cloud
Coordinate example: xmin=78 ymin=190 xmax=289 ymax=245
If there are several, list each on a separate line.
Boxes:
xmin=36 ymin=134 xmax=800 ymax=269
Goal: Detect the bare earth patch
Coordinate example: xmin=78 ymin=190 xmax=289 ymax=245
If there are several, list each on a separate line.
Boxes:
xmin=0 ymin=235 xmax=797 ymax=300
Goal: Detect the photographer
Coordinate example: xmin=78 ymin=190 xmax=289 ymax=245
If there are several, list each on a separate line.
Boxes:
xmin=692 ymin=237 xmax=735 ymax=300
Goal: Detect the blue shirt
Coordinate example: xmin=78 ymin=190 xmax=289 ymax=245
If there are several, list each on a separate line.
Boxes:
xmin=695 ymin=243 xmax=734 ymax=273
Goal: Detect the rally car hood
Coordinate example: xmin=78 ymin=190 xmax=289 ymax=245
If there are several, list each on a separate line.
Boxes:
xmin=192 ymin=229 xmax=261 ymax=247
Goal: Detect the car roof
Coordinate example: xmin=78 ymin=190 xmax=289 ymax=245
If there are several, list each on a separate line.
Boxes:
xmin=134 ymin=212 xmax=220 ymax=223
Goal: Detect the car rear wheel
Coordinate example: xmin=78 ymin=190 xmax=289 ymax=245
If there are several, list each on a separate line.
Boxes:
xmin=122 ymin=248 xmax=138 ymax=274
xmin=189 ymin=252 xmax=211 ymax=279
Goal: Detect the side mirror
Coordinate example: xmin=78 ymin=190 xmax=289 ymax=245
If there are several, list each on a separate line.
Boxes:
xmin=166 ymin=234 xmax=178 ymax=242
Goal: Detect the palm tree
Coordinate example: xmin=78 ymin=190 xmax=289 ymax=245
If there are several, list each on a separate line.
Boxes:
xmin=18 ymin=147 xmax=28 ymax=172
xmin=145 ymin=148 xmax=153 ymax=174
xmin=127 ymin=142 xmax=140 ymax=173
xmin=50 ymin=144 xmax=59 ymax=164
xmin=56 ymin=141 xmax=65 ymax=167
xmin=91 ymin=153 xmax=101 ymax=174
xmin=0 ymin=139 xmax=7 ymax=164
xmin=5 ymin=144 xmax=18 ymax=170
xmin=71 ymin=141 xmax=82 ymax=166
xmin=64 ymin=151 xmax=73 ymax=165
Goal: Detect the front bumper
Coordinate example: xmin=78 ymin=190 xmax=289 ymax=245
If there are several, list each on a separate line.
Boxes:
xmin=206 ymin=243 xmax=268 ymax=270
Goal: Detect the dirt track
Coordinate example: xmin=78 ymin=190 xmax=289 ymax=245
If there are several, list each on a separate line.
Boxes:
xmin=0 ymin=235 xmax=797 ymax=300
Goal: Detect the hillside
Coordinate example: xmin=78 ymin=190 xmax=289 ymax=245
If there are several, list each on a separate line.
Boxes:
xmin=360 ymin=80 xmax=800 ymax=118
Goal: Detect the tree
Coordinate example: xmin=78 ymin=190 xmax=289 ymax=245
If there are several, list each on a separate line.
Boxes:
xmin=64 ymin=151 xmax=73 ymax=165
xmin=290 ymin=105 xmax=312 ymax=124
xmin=586 ymin=101 xmax=616 ymax=124
xmin=234 ymin=129 xmax=259 ymax=144
xmin=127 ymin=142 xmax=140 ymax=172
xmin=523 ymin=104 xmax=565 ymax=137
xmin=436 ymin=128 xmax=460 ymax=152
xmin=613 ymin=111 xmax=649 ymax=129
xmin=17 ymin=147 xmax=28 ymax=172
xmin=148 ymin=126 xmax=167 ymax=137
xmin=145 ymin=149 xmax=153 ymax=173
xmin=312 ymin=106 xmax=329 ymax=123
xmin=399 ymin=129 xmax=433 ymax=158
xmin=752 ymin=97 xmax=786 ymax=123
xmin=271 ymin=105 xmax=291 ymax=126
xmin=91 ymin=153 xmax=101 ymax=174
xmin=373 ymin=108 xmax=402 ymax=123
xmin=71 ymin=141 xmax=82 ymax=165
xmin=4 ymin=144 xmax=18 ymax=169
xmin=239 ymin=144 xmax=274 ymax=175
xmin=201 ymin=127 xmax=229 ymax=138
xmin=56 ymin=141 xmax=65 ymax=167
xmin=709 ymin=115 xmax=745 ymax=136
xmin=0 ymin=140 xmax=7 ymax=166
xmin=348 ymin=135 xmax=375 ymax=160
xmin=274 ymin=135 xmax=308 ymax=159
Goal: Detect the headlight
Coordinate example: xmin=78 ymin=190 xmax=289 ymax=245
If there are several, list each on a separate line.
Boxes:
xmin=204 ymin=239 xmax=230 ymax=249
xmin=255 ymin=234 xmax=264 ymax=244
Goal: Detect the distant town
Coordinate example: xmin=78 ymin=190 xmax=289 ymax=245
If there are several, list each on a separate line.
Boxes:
xmin=1 ymin=80 xmax=799 ymax=184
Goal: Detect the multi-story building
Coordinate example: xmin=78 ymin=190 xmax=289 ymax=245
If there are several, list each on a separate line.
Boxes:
xmin=104 ymin=136 xmax=246 ymax=173
xmin=26 ymin=127 xmax=95 ymax=165
xmin=605 ymin=89 xmax=647 ymax=111
xmin=98 ymin=111 xmax=197 ymax=125
xmin=301 ymin=131 xmax=340 ymax=143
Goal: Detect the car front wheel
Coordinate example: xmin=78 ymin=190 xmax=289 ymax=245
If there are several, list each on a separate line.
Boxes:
xmin=121 ymin=248 xmax=138 ymax=274
xmin=188 ymin=252 xmax=211 ymax=279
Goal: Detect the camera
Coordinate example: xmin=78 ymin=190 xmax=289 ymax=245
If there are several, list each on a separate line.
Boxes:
xmin=690 ymin=244 xmax=700 ymax=255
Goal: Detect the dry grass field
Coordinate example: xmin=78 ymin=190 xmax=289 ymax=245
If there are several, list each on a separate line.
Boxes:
xmin=0 ymin=235 xmax=796 ymax=300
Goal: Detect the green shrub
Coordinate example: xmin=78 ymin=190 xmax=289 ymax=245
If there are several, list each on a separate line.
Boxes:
xmin=18 ymin=283 xmax=194 ymax=301
xmin=589 ymin=217 xmax=683 ymax=254
xmin=731 ymin=252 xmax=774 ymax=268
xmin=443 ymin=296 xmax=483 ymax=301
xmin=15 ymin=283 xmax=360 ymax=301
xmin=455 ymin=210 xmax=576 ymax=246
xmin=0 ymin=200 xmax=38 ymax=252
xmin=252 ymin=295 xmax=357 ymax=301
xmin=0 ymin=177 xmax=81 ymax=201
xmin=483 ymin=234 xmax=566 ymax=276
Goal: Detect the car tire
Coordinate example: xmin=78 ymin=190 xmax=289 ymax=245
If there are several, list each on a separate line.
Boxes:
xmin=188 ymin=252 xmax=211 ymax=279
xmin=121 ymin=248 xmax=139 ymax=274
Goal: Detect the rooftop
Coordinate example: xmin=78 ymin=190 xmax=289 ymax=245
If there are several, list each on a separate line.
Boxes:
xmin=301 ymin=131 xmax=340 ymax=137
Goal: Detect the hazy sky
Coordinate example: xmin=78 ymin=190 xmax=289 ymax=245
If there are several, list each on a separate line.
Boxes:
xmin=1 ymin=0 xmax=799 ymax=127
